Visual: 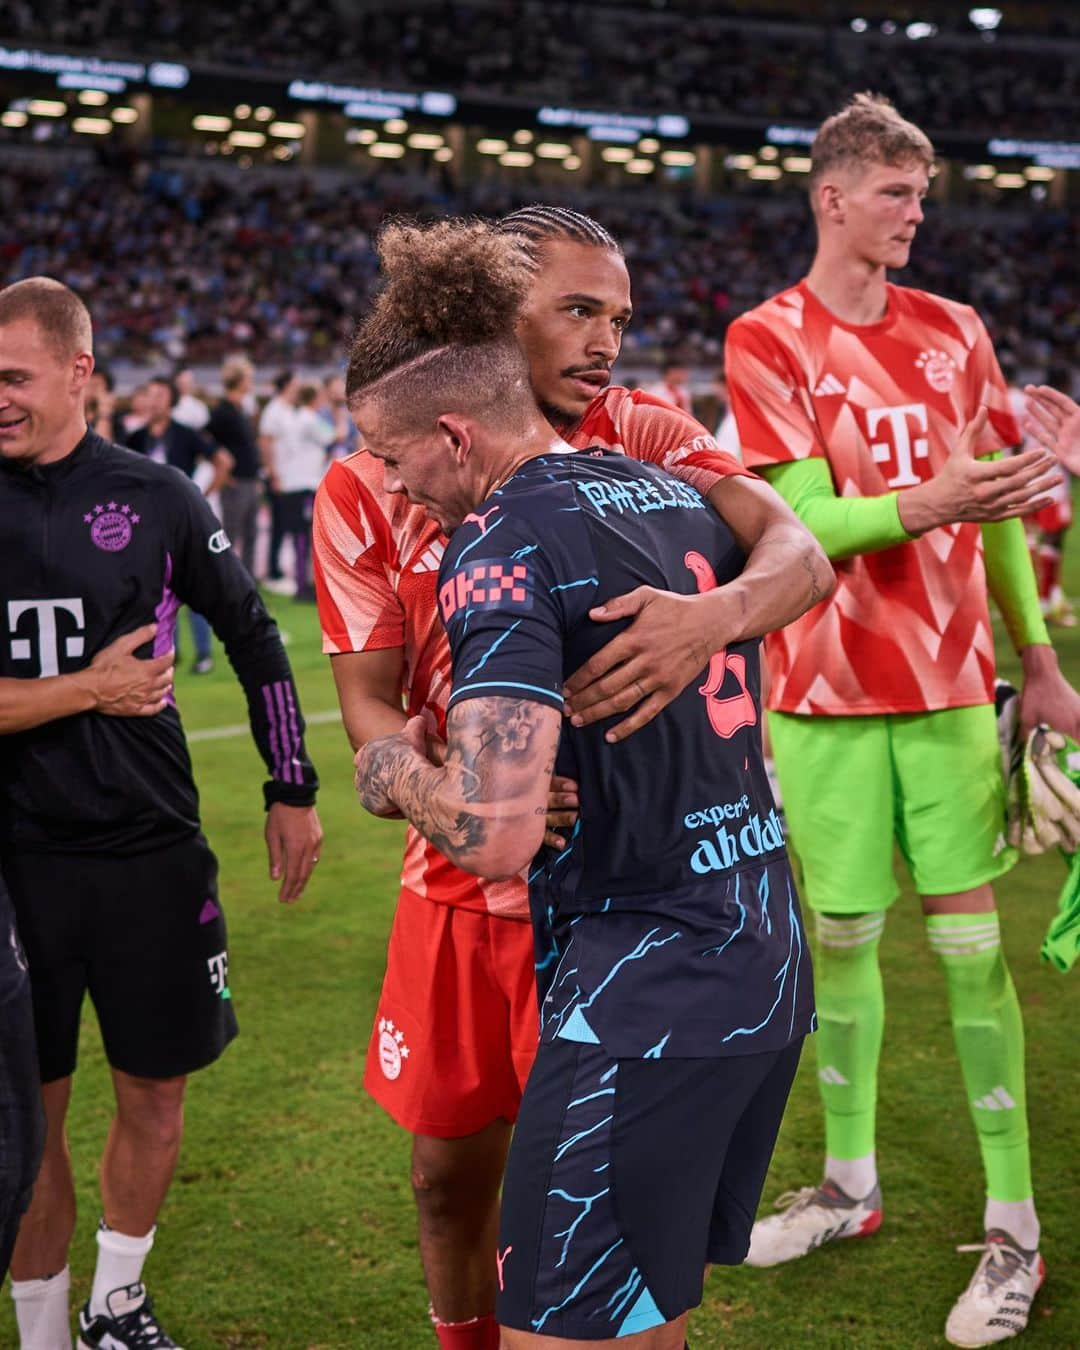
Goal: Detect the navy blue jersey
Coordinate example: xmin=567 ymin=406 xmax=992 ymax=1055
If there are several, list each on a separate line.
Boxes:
xmin=438 ymin=451 xmax=814 ymax=1057
xmin=0 ymin=431 xmax=317 ymax=856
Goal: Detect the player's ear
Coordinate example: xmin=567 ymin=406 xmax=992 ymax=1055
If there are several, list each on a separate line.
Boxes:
xmin=72 ymin=350 xmax=95 ymax=396
xmin=817 ymin=180 xmax=845 ymax=224
xmin=436 ymin=413 xmax=472 ymax=464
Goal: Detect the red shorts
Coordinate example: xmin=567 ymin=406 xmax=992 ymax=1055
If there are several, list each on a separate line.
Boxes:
xmin=363 ymin=886 xmax=538 ymax=1138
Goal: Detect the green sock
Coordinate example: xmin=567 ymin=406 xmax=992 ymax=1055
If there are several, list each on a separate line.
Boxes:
xmin=926 ymin=911 xmax=1032 ymax=1202
xmin=815 ymin=912 xmax=885 ymax=1161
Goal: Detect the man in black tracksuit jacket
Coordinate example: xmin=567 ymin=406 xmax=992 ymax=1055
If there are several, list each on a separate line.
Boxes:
xmin=0 ymin=278 xmax=323 ymax=1350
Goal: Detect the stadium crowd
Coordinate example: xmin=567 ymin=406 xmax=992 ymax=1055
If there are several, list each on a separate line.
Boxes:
xmin=2 ymin=161 xmax=1076 ymax=382
xmin=1 ymin=1 xmax=1079 ymax=133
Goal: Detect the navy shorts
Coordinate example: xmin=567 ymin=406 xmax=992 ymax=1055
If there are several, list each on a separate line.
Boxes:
xmin=3 ymin=833 xmax=238 ymax=1083
xmin=496 ymin=1036 xmax=803 ymax=1339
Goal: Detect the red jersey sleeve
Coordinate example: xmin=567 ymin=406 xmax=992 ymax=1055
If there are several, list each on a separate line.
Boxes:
xmin=725 ymin=317 xmax=824 ymax=468
xmin=312 ymin=459 xmax=404 ymax=654
xmin=606 ymin=388 xmax=751 ymax=496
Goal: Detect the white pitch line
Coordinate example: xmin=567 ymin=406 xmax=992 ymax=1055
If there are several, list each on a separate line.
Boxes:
xmin=187 ymin=708 xmax=342 ymax=743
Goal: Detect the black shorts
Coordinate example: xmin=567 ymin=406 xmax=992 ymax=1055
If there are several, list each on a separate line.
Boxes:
xmin=0 ymin=877 xmax=45 ymax=1279
xmin=2 ymin=834 xmax=238 ymax=1083
xmin=496 ymin=1036 xmax=803 ymax=1340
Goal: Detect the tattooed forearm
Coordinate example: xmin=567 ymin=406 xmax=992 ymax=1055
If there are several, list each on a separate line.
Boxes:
xmin=357 ymin=696 xmax=562 ymax=877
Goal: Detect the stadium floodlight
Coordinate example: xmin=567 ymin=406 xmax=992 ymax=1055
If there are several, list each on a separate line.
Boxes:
xmin=77 ymin=90 xmax=108 ymax=106
xmin=147 ymin=61 xmax=188 ymax=89
xmin=993 ymin=172 xmax=1026 ymax=188
xmin=193 ymin=114 xmax=231 ymax=132
xmin=269 ymin=121 xmax=306 ymax=138
xmin=235 ymin=104 xmax=252 ymax=119
xmin=1 ymin=109 xmax=28 ymax=127
xmin=1024 ymin=166 xmax=1055 ymax=181
xmin=384 ymin=118 xmax=408 ymax=134
xmin=638 ymin=137 xmax=660 ymax=153
xmin=749 ymin=164 xmax=783 ymax=180
xmin=625 ymin=159 xmax=654 ymax=174
xmin=725 ymin=153 xmax=756 ymax=170
xmin=370 ymin=141 xmax=406 ymax=158
xmin=407 ymin=132 xmax=444 ymax=150
xmin=499 ymin=151 xmax=535 ymax=167
xmin=229 ymin=130 xmax=266 ymax=148
xmin=111 ymin=107 xmax=138 ymax=123
xmin=27 ymin=99 xmax=66 ymax=117
xmin=477 ymin=138 xmax=508 ymax=154
xmin=72 ymin=117 xmax=112 ymax=135
xmin=906 ymin=22 xmax=937 ymax=39
xmin=969 ymin=7 xmax=1002 ymax=30
xmin=759 ymin=145 xmax=779 ymax=161
xmin=661 ymin=150 xmax=696 ymax=167
xmin=513 ymin=129 xmax=534 ymax=144
xmin=536 ymin=141 xmax=572 ymax=158
xmin=254 ymin=106 xmax=274 ymax=121
xmin=601 ymin=146 xmax=634 ymax=162
xmin=881 ymin=19 xmax=897 ymax=34
xmin=433 ymin=146 xmax=454 ymax=162
xmin=850 ymin=17 xmax=869 ymax=32
xmin=563 ymin=155 xmax=582 ymax=170
xmin=782 ymin=155 xmax=812 ymax=173
xmin=346 ymin=127 xmax=378 ymax=144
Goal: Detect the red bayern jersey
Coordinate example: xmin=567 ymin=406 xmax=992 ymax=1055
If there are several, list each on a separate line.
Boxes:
xmin=313 ymin=385 xmax=750 ymax=916
xmin=726 ymin=280 xmax=1020 ymax=717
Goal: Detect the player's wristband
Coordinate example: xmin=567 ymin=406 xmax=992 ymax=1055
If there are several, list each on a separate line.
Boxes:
xmin=761 ymin=458 xmax=915 ymax=560
xmin=264 ymin=781 xmax=318 ymax=810
xmin=981 ymin=516 xmax=1051 ymax=651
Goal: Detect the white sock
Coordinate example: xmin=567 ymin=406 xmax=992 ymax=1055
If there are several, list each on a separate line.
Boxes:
xmin=826 ymin=1153 xmax=878 ymax=1200
xmin=985 ymin=1196 xmax=1040 ymax=1251
xmin=89 ymin=1223 xmax=155 ymax=1317
xmin=11 ymin=1265 xmax=72 ymax=1350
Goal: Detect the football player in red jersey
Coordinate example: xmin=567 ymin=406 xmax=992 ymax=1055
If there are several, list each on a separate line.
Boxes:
xmin=314 ymin=207 xmax=831 ymax=1349
xmin=717 ymin=94 xmax=1079 ymax=1347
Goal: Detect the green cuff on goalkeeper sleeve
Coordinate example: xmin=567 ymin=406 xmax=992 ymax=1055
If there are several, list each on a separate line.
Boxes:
xmin=981 ymin=515 xmax=1051 ymax=652
xmin=761 ymin=458 xmax=915 ymax=561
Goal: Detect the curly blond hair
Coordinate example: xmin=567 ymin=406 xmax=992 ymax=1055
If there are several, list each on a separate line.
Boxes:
xmin=346 ymin=218 xmax=532 ymax=417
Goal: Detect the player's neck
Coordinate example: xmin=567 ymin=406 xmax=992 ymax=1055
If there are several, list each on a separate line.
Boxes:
xmin=480 ymin=414 xmax=569 ymax=497
xmin=805 ymin=250 xmax=889 ymax=326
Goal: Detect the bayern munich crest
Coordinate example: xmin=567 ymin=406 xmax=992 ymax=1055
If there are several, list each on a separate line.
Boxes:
xmin=377 ymin=1016 xmax=411 ymax=1080
xmin=84 ymin=501 xmax=141 ymax=552
xmin=915 ymin=348 xmax=957 ymax=393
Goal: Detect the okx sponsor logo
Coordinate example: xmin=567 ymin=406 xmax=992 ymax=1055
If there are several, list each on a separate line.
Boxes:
xmin=685 ymin=799 xmax=786 ymax=875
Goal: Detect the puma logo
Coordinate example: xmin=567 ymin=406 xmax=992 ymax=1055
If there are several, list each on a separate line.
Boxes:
xmin=463 ymin=505 xmax=501 ymax=533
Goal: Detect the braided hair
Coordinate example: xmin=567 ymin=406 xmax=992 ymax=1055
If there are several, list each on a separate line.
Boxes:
xmin=495 ymin=205 xmax=621 ymax=264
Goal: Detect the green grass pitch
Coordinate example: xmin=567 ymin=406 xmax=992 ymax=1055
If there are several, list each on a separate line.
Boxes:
xmin=2 ymin=559 xmax=1077 ymax=1348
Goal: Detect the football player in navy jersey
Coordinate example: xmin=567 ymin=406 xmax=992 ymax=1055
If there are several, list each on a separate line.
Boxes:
xmin=353 ymin=221 xmax=827 ymax=1349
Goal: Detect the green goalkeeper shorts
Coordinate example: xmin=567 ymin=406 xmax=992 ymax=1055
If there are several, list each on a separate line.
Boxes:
xmin=769 ymin=704 xmax=1016 ymax=914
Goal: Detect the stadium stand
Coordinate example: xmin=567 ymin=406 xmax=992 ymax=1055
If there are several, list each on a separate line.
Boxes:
xmin=1 ymin=2 xmax=1079 ymax=132
xmin=1 ymin=159 xmax=1075 ymax=377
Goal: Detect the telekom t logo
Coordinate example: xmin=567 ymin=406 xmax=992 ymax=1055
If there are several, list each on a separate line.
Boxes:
xmin=867 ymin=403 xmax=930 ymax=488
xmin=7 ymin=599 xmax=85 ymax=677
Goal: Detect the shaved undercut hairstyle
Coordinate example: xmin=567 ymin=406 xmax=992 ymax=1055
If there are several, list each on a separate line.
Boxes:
xmin=346 ymin=218 xmax=535 ymax=434
xmin=0 ymin=276 xmax=93 ymax=358
xmin=809 ymin=92 xmax=934 ymax=193
xmin=495 ymin=204 xmax=622 ymax=265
